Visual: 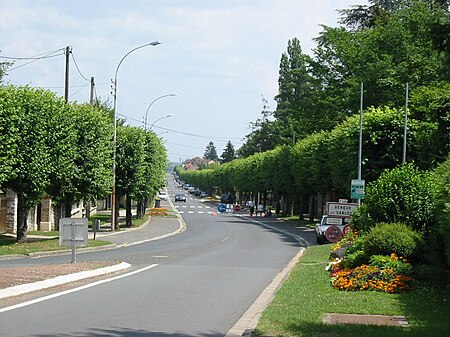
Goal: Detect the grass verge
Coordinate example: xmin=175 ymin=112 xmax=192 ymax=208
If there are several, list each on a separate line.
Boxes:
xmin=0 ymin=234 xmax=110 ymax=256
xmin=253 ymin=244 xmax=450 ymax=337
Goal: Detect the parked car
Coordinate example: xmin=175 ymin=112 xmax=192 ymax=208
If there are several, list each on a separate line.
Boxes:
xmin=157 ymin=191 xmax=168 ymax=200
xmin=174 ymin=193 xmax=187 ymax=202
xmin=315 ymin=215 xmax=351 ymax=244
xmin=200 ymin=191 xmax=208 ymax=198
xmin=220 ymin=193 xmax=235 ymax=204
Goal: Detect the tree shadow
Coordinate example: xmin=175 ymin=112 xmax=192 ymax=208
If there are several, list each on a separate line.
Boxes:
xmin=34 ymin=327 xmax=224 ymax=337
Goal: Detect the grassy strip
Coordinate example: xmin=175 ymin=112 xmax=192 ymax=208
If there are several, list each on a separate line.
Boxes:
xmin=0 ymin=234 xmax=110 ymax=256
xmin=253 ymin=244 xmax=450 ymax=337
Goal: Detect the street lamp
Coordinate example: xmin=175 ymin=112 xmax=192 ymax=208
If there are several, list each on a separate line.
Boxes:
xmin=111 ymin=41 xmax=161 ymax=231
xmin=150 ymin=113 xmax=174 ymax=129
xmin=144 ymin=93 xmax=177 ymax=131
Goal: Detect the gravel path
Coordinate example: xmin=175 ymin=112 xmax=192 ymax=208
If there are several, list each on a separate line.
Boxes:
xmin=0 ymin=261 xmax=118 ymax=289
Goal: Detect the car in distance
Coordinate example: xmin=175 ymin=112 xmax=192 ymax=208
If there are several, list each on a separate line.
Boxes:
xmin=174 ymin=193 xmax=187 ymax=202
xmin=200 ymin=191 xmax=208 ymax=198
xmin=157 ymin=191 xmax=168 ymax=200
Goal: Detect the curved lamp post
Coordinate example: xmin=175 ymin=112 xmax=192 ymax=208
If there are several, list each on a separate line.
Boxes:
xmin=111 ymin=41 xmax=161 ymax=231
xmin=144 ymin=93 xmax=177 ymax=131
xmin=150 ymin=113 xmax=174 ymax=129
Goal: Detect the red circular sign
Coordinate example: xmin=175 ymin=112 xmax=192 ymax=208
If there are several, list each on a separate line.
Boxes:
xmin=325 ymin=226 xmax=343 ymax=243
xmin=234 ymin=204 xmax=241 ymax=212
xmin=343 ymin=224 xmax=351 ymax=235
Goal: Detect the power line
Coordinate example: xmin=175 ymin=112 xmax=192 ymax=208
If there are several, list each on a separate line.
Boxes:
xmin=70 ymin=51 xmax=90 ymax=82
xmin=2 ymin=48 xmax=65 ymax=71
xmin=0 ymin=48 xmax=65 ymax=60
xmin=116 ymin=112 xmax=243 ymax=145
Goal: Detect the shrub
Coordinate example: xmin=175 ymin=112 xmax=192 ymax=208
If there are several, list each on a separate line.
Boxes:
xmin=353 ymin=163 xmax=437 ymax=233
xmin=369 ymin=254 xmax=413 ymax=276
xmin=364 ymin=222 xmax=424 ymax=261
xmin=430 ymin=154 xmax=450 ymax=268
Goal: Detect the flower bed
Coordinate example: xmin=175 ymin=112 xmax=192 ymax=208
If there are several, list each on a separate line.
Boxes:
xmin=327 ymin=230 xmax=414 ymax=294
xmin=146 ymin=207 xmax=169 ymax=216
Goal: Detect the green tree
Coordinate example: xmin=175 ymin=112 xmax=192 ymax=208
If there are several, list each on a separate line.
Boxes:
xmin=220 ymin=141 xmax=236 ymax=163
xmin=0 ymin=86 xmax=72 ymax=242
xmin=238 ymin=96 xmax=281 ymax=157
xmin=204 ymin=141 xmax=219 ymax=161
xmin=115 ymin=125 xmax=147 ymax=228
xmin=274 ymin=37 xmax=317 ymax=141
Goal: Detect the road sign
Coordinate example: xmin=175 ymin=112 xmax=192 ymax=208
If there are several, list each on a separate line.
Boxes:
xmin=234 ymin=204 xmax=241 ymax=212
xmin=59 ymin=218 xmax=88 ymax=263
xmin=327 ymin=202 xmax=358 ymax=218
xmin=351 ymin=179 xmax=365 ymax=199
xmin=217 ymin=203 xmax=227 ymax=213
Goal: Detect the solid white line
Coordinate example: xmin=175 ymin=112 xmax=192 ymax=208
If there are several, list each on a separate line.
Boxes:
xmin=0 ymin=264 xmax=159 ymax=313
xmin=0 ymin=262 xmax=130 ymax=299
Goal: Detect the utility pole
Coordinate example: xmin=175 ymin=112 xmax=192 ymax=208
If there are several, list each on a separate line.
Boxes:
xmin=90 ymin=77 xmax=95 ymax=105
xmin=64 ymin=46 xmax=71 ymax=102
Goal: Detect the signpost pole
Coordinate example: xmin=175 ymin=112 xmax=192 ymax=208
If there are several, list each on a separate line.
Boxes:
xmin=357 ymin=82 xmax=364 ymax=206
xmin=71 ymin=222 xmax=76 ymax=263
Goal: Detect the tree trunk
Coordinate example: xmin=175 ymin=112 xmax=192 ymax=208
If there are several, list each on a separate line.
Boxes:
xmin=126 ymin=194 xmax=132 ymax=227
xmin=64 ymin=194 xmax=73 ymax=218
xmin=137 ymin=200 xmax=146 ymax=218
xmin=308 ymin=193 xmax=315 ymax=222
xmin=16 ymin=194 xmax=28 ymax=243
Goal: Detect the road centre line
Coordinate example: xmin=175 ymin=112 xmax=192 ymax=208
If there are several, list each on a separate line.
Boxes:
xmin=0 ymin=264 xmax=159 ymax=313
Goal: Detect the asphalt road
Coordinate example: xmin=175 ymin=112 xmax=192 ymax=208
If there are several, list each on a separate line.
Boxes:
xmin=0 ymin=176 xmax=303 ymax=336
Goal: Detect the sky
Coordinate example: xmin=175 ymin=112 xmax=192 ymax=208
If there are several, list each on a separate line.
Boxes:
xmin=1 ymin=0 xmax=368 ymax=163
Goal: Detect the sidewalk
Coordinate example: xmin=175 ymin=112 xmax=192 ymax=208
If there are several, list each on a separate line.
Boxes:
xmin=0 ymin=202 xmax=185 ymax=300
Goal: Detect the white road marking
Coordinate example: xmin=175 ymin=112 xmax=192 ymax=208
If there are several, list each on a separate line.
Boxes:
xmin=0 ymin=264 xmax=159 ymax=313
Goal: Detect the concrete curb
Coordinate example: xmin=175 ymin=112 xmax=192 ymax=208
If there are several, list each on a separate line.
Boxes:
xmin=0 ymin=262 xmax=131 ymax=300
xmin=226 ymin=248 xmax=306 ymax=337
xmin=226 ymin=213 xmax=310 ymax=336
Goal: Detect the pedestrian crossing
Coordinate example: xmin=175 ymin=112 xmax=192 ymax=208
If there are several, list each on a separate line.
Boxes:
xmin=175 ymin=205 xmax=214 ymax=215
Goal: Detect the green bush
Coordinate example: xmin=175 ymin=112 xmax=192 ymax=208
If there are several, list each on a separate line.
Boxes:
xmin=340 ymin=235 xmax=368 ymax=268
xmin=369 ymin=254 xmax=413 ymax=276
xmin=364 ymin=222 xmax=424 ymax=261
xmin=353 ymin=163 xmax=437 ymax=233
xmin=430 ymin=154 xmax=450 ymax=268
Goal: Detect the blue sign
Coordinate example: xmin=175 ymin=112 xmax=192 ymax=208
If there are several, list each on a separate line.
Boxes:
xmin=217 ymin=203 xmax=227 ymax=213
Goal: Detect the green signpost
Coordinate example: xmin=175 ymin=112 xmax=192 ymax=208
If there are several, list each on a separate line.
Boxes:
xmin=351 ymin=179 xmax=365 ymax=199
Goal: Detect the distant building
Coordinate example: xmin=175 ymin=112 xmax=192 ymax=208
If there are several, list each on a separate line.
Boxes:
xmin=182 ymin=157 xmax=217 ymax=170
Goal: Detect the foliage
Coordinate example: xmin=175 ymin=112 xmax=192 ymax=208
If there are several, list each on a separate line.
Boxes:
xmin=203 ymin=141 xmax=219 ymax=161
xmin=0 ymin=85 xmax=166 ymax=239
xmin=364 ymin=222 xmax=424 ymax=261
xmin=354 ymin=164 xmax=437 ymax=233
xmin=428 ymin=154 xmax=450 ymax=268
xmin=410 ymin=82 xmax=450 ymax=164
xmin=369 ymin=253 xmax=413 ymax=276
xmin=220 ymin=140 xmax=236 ymax=163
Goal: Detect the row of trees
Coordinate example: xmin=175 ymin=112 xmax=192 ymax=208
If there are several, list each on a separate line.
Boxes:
xmin=0 ymin=85 xmax=168 ymax=242
xmin=177 ymin=106 xmax=442 ymax=214
xmin=238 ymin=0 xmax=449 ymax=160
xmin=178 ymin=1 xmax=449 ymax=217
